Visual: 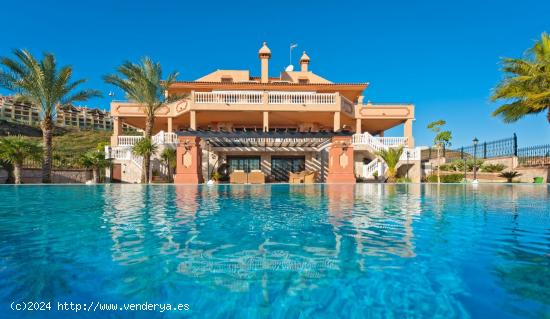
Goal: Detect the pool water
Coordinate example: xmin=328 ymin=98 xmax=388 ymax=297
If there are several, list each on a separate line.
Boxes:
xmin=0 ymin=184 xmax=549 ymax=318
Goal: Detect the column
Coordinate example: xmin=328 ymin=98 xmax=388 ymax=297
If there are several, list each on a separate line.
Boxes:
xmin=174 ymin=135 xmax=204 ymax=184
xmin=326 ymin=135 xmax=356 ymax=184
xmin=167 ymin=117 xmax=173 ymax=132
xmin=111 ymin=116 xmax=123 ymax=146
xmin=333 ymin=112 xmax=341 ymax=132
xmin=190 ymin=111 xmax=197 ymax=130
xmin=379 ymin=131 xmax=384 ymax=137
xmin=404 ymin=119 xmax=414 ymax=148
xmin=263 ymin=111 xmax=269 ymax=132
xmin=355 ymin=118 xmax=362 ymax=134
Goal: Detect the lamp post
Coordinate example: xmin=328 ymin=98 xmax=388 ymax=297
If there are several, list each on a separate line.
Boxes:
xmin=472 ymin=137 xmax=479 ymax=182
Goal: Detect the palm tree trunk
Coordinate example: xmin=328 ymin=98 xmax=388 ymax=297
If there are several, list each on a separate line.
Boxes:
xmin=547 ymin=107 xmax=550 ymax=123
xmin=142 ymin=115 xmax=155 ymax=183
xmin=41 ymin=118 xmax=53 ymax=183
xmin=14 ymin=162 xmax=22 ymax=184
xmin=437 ymin=146 xmax=441 ymax=184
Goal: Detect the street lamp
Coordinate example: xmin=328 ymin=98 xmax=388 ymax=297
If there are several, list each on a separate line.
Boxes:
xmin=472 ymin=137 xmax=479 ymax=182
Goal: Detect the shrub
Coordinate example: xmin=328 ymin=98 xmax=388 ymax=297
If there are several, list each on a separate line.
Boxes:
xmin=499 ymin=171 xmax=521 ymax=183
xmin=427 ymin=174 xmax=464 ymax=183
xmin=439 ymin=164 xmax=453 ymax=171
xmin=447 ymin=159 xmax=484 ymax=172
xmin=396 ymin=177 xmax=412 ymax=183
xmin=481 ymin=163 xmax=506 ymax=173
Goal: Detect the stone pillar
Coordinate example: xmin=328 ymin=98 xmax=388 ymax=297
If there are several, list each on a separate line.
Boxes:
xmin=190 ymin=111 xmax=197 ymax=130
xmin=404 ymin=119 xmax=414 ymax=148
xmin=174 ymin=136 xmax=203 ymax=184
xmin=167 ymin=117 xmax=173 ymax=132
xmin=333 ymin=112 xmax=341 ymax=132
xmin=355 ymin=118 xmax=362 ymax=134
xmin=326 ymin=135 xmax=356 ymax=184
xmin=111 ymin=116 xmax=123 ymax=146
xmin=263 ymin=111 xmax=269 ymax=132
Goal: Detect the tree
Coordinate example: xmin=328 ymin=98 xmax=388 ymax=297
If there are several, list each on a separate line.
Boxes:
xmin=160 ymin=148 xmax=176 ymax=182
xmin=499 ymin=171 xmax=521 ymax=183
xmin=79 ymin=143 xmax=110 ymax=183
xmin=375 ymin=146 xmax=403 ymax=183
xmin=0 ymin=136 xmax=42 ymax=184
xmin=0 ymin=50 xmax=100 ymax=183
xmin=427 ymin=120 xmax=452 ymax=184
xmin=132 ymin=138 xmax=158 ymax=183
xmin=492 ymin=32 xmax=550 ymax=123
xmin=0 ymin=159 xmax=15 ymax=184
xmin=104 ymin=57 xmax=178 ymax=183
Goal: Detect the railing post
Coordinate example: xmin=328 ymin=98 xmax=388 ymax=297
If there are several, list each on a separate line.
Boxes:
xmin=513 ymin=133 xmax=518 ymax=156
xmin=483 ymin=142 xmax=487 ymax=159
xmin=460 ymin=147 xmax=464 ymax=160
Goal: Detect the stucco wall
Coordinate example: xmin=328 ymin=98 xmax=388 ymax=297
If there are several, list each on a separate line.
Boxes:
xmin=515 ymin=167 xmax=549 ymax=183
xmin=0 ymin=168 xmax=92 ymax=184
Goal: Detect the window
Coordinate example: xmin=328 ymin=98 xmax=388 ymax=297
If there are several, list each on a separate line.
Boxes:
xmin=298 ymin=78 xmax=309 ymax=84
xmin=221 ymin=77 xmax=233 ymax=83
xmin=227 ymin=156 xmax=261 ymax=173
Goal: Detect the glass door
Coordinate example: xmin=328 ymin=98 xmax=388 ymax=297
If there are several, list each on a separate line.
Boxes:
xmin=271 ymin=156 xmax=305 ymax=181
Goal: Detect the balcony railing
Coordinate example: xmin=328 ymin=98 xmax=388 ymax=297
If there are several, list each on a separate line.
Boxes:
xmin=117 ymin=132 xmax=177 ymax=146
xmin=193 ymin=91 xmax=337 ymax=105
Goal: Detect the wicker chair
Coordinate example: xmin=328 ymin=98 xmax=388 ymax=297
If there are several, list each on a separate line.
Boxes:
xmin=304 ymin=171 xmax=317 ymax=184
xmin=229 ymin=170 xmax=247 ymax=184
xmin=248 ymin=170 xmax=265 ymax=184
xmin=289 ymin=171 xmax=306 ymax=184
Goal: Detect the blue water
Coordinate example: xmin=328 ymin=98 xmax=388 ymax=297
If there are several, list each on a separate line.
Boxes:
xmin=0 ymin=184 xmax=549 ymax=318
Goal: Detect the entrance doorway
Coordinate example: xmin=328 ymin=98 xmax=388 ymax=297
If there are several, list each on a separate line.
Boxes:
xmin=271 ymin=156 xmax=305 ymax=182
xmin=111 ymin=164 xmax=122 ymax=183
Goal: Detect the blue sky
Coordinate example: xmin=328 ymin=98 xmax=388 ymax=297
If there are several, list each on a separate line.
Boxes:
xmin=0 ymin=0 xmax=549 ymax=147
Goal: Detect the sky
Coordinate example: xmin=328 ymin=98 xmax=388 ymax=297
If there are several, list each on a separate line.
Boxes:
xmin=0 ymin=0 xmax=549 ymax=147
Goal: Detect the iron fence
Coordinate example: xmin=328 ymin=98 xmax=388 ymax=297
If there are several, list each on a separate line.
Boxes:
xmin=517 ymin=144 xmax=550 ymax=167
xmin=421 ymin=134 xmax=518 ymax=161
xmin=23 ymin=153 xmax=85 ymax=169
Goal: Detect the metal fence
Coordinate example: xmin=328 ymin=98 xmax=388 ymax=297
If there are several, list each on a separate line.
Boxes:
xmin=421 ymin=134 xmax=518 ymax=161
xmin=517 ymin=144 xmax=550 ymax=167
xmin=23 ymin=153 xmax=85 ymax=169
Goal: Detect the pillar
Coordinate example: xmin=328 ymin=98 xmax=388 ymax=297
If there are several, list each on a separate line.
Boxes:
xmin=167 ymin=117 xmax=173 ymax=132
xmin=263 ymin=111 xmax=269 ymax=132
xmin=174 ymin=135 xmax=204 ymax=184
xmin=379 ymin=131 xmax=384 ymax=137
xmin=326 ymin=135 xmax=356 ymax=184
xmin=404 ymin=119 xmax=414 ymax=148
xmin=355 ymin=118 xmax=362 ymax=134
xmin=111 ymin=116 xmax=123 ymax=146
xmin=190 ymin=111 xmax=197 ymax=130
xmin=333 ymin=112 xmax=341 ymax=132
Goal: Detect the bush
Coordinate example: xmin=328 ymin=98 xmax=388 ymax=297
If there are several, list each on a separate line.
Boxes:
xmin=444 ymin=159 xmax=484 ymax=172
xmin=396 ymin=177 xmax=412 ymax=183
xmin=426 ymin=173 xmax=464 ymax=183
xmin=481 ymin=163 xmax=505 ymax=173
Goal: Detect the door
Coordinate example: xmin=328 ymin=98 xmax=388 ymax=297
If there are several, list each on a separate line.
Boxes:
xmin=111 ymin=164 xmax=122 ymax=183
xmin=271 ymin=156 xmax=306 ymax=182
xmin=226 ymin=156 xmax=261 ymax=173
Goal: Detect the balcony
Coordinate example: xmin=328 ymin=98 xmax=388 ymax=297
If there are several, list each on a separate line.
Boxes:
xmin=194 ymin=91 xmax=338 ymax=105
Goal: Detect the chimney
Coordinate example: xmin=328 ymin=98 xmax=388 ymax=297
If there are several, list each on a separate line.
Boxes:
xmin=300 ymin=51 xmax=310 ymax=72
xmin=258 ymin=42 xmax=271 ymax=83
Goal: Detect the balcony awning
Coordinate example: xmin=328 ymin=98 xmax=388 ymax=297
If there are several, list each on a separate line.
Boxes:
xmin=176 ymin=130 xmax=352 ymax=149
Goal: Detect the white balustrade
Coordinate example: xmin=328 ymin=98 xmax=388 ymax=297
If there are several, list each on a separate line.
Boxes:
xmin=117 ymin=136 xmax=142 ymax=146
xmin=118 ymin=132 xmax=177 ymax=147
xmin=195 ymin=91 xmax=263 ymax=104
xmin=268 ymin=92 xmax=336 ymax=104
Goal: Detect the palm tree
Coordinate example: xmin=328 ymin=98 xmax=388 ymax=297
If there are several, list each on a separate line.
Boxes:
xmin=376 ymin=146 xmax=403 ymax=183
xmin=0 ymin=136 xmax=42 ymax=184
xmin=80 ymin=143 xmax=110 ymax=183
xmin=160 ymin=148 xmax=176 ymax=182
xmin=132 ymin=137 xmax=158 ymax=183
xmin=499 ymin=171 xmax=521 ymax=183
xmin=492 ymin=32 xmax=550 ymax=123
xmin=427 ymin=120 xmax=452 ymax=183
xmin=0 ymin=50 xmax=101 ymax=183
xmin=104 ymin=57 xmax=178 ymax=183
xmin=0 ymin=159 xmax=15 ymax=184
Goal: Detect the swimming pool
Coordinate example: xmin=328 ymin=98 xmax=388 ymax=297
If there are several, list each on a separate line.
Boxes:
xmin=0 ymin=184 xmax=548 ymax=318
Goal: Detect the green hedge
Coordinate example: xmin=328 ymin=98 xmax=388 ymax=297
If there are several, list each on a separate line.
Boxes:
xmin=426 ymin=174 xmax=464 ymax=183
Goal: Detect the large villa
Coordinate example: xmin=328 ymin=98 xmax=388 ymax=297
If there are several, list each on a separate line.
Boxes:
xmin=108 ymin=43 xmax=420 ymax=184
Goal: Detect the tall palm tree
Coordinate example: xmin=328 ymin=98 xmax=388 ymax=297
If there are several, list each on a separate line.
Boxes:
xmin=160 ymin=148 xmax=176 ymax=182
xmin=376 ymin=146 xmax=403 ymax=183
xmin=427 ymin=120 xmax=452 ymax=184
xmin=0 ymin=136 xmax=42 ymax=184
xmin=0 ymin=50 xmax=100 ymax=182
xmin=492 ymin=32 xmax=550 ymax=123
xmin=104 ymin=57 xmax=178 ymax=183
xmin=132 ymin=137 xmax=159 ymax=183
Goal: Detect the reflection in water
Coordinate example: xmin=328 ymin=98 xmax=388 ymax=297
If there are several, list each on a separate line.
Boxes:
xmin=0 ymin=184 xmax=548 ymax=317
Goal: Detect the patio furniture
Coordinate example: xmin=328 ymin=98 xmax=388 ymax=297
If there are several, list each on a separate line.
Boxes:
xmin=230 ymin=170 xmax=247 ymax=184
xmin=289 ymin=171 xmax=306 ymax=184
xmin=303 ymin=171 xmax=317 ymax=184
xmin=248 ymin=170 xmax=265 ymax=184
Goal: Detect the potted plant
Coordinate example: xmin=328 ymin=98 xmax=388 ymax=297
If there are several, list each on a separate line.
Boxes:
xmin=211 ymin=171 xmax=222 ymax=183
xmin=499 ymin=171 xmax=521 ymax=183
